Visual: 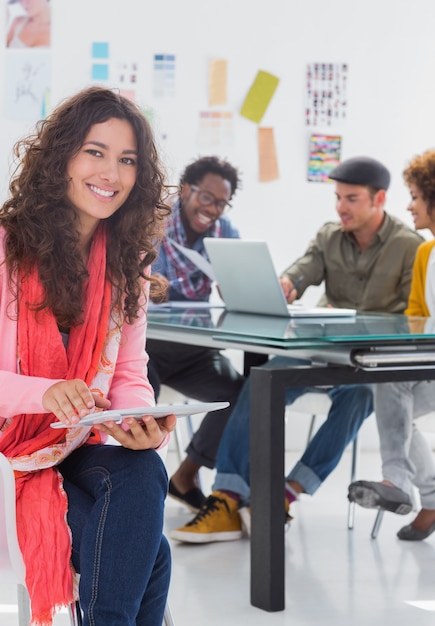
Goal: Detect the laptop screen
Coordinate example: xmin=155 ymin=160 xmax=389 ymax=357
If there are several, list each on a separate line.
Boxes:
xmin=204 ymin=238 xmax=291 ymax=317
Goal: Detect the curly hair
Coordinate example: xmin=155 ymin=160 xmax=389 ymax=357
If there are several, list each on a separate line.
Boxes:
xmin=403 ymin=150 xmax=435 ymax=214
xmin=0 ymin=86 xmax=170 ymax=327
xmin=179 ymin=156 xmax=241 ymax=197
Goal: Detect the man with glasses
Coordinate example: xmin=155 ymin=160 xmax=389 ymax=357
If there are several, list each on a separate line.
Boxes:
xmin=147 ymin=156 xmax=245 ymax=513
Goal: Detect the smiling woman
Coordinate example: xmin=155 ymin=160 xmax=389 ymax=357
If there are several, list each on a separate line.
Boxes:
xmin=0 ymin=87 xmax=174 ymax=626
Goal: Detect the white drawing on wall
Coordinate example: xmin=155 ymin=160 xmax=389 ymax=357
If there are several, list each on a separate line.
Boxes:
xmin=4 ymin=50 xmax=51 ymax=119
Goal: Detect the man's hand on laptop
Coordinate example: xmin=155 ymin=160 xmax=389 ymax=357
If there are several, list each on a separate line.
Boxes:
xmin=280 ymin=276 xmax=299 ymax=303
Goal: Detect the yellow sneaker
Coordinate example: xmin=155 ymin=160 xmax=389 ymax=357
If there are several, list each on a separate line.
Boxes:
xmin=238 ymin=497 xmax=292 ymax=538
xmin=170 ymin=491 xmax=243 ymax=543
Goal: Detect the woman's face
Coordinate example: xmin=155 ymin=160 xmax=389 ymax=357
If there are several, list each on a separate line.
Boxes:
xmin=66 ymin=117 xmax=138 ymax=236
xmin=407 ymin=182 xmax=435 ymax=233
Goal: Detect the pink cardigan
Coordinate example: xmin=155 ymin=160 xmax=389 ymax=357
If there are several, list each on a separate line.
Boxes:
xmin=0 ymin=228 xmax=163 ymax=437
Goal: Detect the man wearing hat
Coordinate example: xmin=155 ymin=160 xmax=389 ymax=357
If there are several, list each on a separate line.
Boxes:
xmin=170 ymin=156 xmax=424 ymax=544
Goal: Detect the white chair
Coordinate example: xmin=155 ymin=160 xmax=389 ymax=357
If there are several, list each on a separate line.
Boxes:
xmin=0 ymin=451 xmax=31 ymax=626
xmin=286 ymin=391 xmax=359 ymax=529
xmin=0 ymin=452 xmax=82 ymax=626
xmin=159 ymin=385 xmax=198 ymax=480
xmin=0 ymin=452 xmax=174 ymax=626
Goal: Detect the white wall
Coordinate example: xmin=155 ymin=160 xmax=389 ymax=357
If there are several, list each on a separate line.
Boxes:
xmin=1 ymin=0 xmax=435 ymax=449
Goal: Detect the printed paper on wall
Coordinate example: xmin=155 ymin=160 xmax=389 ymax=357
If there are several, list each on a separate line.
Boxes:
xmin=197 ymin=111 xmax=234 ymax=149
xmin=305 ymin=63 xmax=348 ymax=127
xmin=307 ymin=133 xmax=342 ymax=183
xmin=4 ymin=51 xmax=51 ymax=120
xmin=153 ymin=53 xmax=176 ymax=98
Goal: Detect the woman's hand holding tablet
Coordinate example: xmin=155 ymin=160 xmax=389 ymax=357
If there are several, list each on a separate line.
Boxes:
xmin=50 ymin=401 xmax=230 ymax=428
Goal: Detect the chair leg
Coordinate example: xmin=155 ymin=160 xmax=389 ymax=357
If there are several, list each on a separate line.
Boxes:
xmin=347 ymin=436 xmax=359 ymax=530
xmin=306 ymin=415 xmax=317 ymax=446
xmin=371 ymin=509 xmax=384 ymax=539
xmin=173 ymin=413 xmax=195 ymax=464
xmin=17 ymin=585 xmax=30 ymax=626
xmin=68 ymin=600 xmax=83 ymax=626
xmin=163 ymin=601 xmax=175 ymax=626
xmin=173 ymin=420 xmax=186 ymax=465
xmin=305 ymin=414 xmax=359 ymax=530
xmin=185 ymin=415 xmax=195 ymax=441
xmin=17 ymin=584 xmax=83 ymax=626
xmin=173 ymin=413 xmax=205 ymax=493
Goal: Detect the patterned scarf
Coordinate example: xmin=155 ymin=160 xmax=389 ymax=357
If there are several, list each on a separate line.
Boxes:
xmin=0 ymin=224 xmax=121 ymax=625
xmin=161 ymin=199 xmax=221 ymax=300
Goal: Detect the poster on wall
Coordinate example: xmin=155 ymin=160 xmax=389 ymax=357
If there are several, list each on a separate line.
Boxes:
xmin=4 ymin=50 xmax=51 ymax=120
xmin=197 ymin=111 xmax=234 ymax=150
xmin=305 ymin=63 xmax=348 ymax=128
xmin=153 ymin=53 xmax=176 ymax=98
xmin=307 ymin=133 xmax=341 ymax=183
xmin=6 ymin=0 xmax=51 ymax=49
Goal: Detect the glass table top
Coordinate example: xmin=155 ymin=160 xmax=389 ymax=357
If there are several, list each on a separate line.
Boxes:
xmin=147 ymin=306 xmax=435 ymax=348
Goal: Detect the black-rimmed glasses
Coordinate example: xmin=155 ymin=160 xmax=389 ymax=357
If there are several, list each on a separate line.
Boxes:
xmin=190 ymin=185 xmax=232 ymax=214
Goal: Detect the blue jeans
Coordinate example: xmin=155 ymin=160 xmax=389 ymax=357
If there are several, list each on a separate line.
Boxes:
xmin=213 ymin=356 xmax=373 ymax=504
xmin=59 ymin=444 xmax=171 ymax=626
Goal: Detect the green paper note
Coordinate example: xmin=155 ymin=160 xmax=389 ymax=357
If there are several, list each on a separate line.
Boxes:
xmin=240 ymin=70 xmax=280 ymax=124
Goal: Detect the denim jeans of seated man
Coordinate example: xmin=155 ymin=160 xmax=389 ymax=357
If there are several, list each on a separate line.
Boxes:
xmin=213 ymin=355 xmax=373 ymax=505
xmin=59 ymin=444 xmax=171 ymax=626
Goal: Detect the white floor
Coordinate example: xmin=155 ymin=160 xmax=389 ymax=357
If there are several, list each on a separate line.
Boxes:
xmin=163 ymin=449 xmax=435 ymax=626
xmin=2 ymin=449 xmax=435 ymax=625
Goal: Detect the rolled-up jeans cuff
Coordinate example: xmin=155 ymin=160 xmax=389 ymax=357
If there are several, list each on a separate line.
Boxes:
xmin=286 ymin=461 xmax=322 ymax=495
xmin=213 ymin=473 xmax=251 ymax=506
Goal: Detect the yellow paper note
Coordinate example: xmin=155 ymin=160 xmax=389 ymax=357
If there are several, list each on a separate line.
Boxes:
xmin=240 ymin=70 xmax=280 ymax=124
xmin=209 ymin=59 xmax=228 ymax=107
xmin=258 ymin=127 xmax=279 ymax=182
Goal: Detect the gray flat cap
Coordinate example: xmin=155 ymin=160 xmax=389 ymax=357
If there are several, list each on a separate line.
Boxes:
xmin=329 ymin=156 xmax=390 ymax=190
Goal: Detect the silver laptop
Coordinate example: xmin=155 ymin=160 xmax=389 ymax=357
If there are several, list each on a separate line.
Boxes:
xmin=203 ymin=238 xmax=356 ymax=318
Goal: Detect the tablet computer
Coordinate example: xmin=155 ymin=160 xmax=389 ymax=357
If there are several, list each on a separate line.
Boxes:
xmin=50 ymin=401 xmax=230 ymax=429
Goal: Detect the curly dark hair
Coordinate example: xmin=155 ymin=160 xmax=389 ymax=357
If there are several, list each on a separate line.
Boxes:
xmin=0 ymin=86 xmax=170 ymax=327
xmin=179 ymin=156 xmax=241 ymax=198
xmin=403 ymin=150 xmax=435 ymax=214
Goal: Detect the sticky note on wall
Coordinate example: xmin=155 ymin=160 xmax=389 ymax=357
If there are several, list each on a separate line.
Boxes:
xmin=208 ymin=59 xmax=228 ymax=107
xmin=258 ymin=127 xmax=279 ymax=182
xmin=92 ymin=64 xmax=109 ymax=80
xmin=240 ymin=70 xmax=279 ymax=124
xmin=92 ymin=42 xmax=109 ymax=59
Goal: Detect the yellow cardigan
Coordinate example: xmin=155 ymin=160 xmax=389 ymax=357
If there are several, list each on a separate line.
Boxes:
xmin=406 ymin=239 xmax=435 ymax=316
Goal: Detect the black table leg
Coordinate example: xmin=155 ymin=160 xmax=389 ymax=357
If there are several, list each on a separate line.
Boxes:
xmin=250 ymin=366 xmax=286 ymax=611
xmin=243 ymin=351 xmax=268 ymax=377
xmin=248 ymin=362 xmax=435 ymax=612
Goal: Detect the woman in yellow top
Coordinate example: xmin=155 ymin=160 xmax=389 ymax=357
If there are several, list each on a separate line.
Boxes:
xmin=349 ymin=149 xmax=435 ymax=540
